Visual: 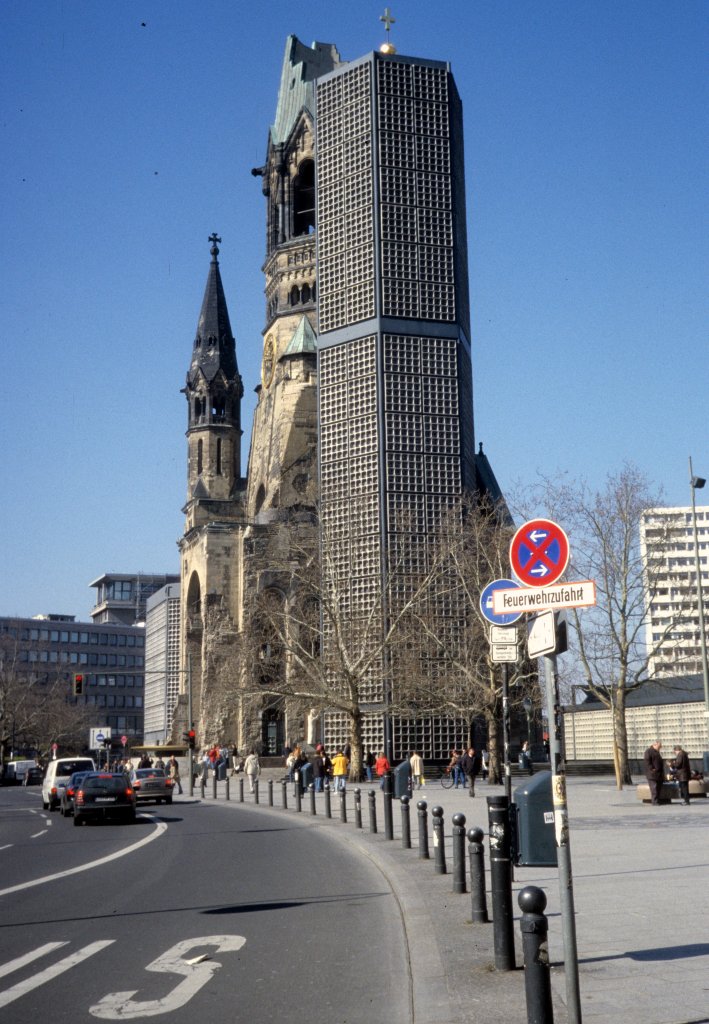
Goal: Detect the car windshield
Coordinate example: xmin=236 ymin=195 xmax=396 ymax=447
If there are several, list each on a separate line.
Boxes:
xmin=135 ymin=769 xmax=165 ymax=779
xmin=69 ymin=772 xmax=90 ymax=784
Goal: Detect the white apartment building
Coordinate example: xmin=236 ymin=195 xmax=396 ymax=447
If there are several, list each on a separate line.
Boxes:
xmin=144 ymin=583 xmax=181 ymax=744
xmin=640 ymin=506 xmax=709 ymax=677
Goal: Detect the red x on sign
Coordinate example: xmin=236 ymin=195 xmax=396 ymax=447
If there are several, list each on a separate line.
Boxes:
xmin=509 ymin=518 xmax=570 ymax=587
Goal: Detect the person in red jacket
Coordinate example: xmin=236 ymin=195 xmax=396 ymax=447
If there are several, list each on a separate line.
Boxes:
xmin=375 ymin=751 xmax=391 ymax=790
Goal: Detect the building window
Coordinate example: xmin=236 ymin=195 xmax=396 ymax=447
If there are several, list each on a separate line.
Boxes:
xmin=293 ymin=159 xmax=315 ymax=236
xmin=197 ymin=439 xmax=203 ymax=475
xmin=216 ymin=437 xmax=222 ymax=476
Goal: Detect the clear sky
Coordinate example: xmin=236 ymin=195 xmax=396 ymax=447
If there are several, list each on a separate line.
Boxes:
xmin=1 ymin=0 xmax=707 ymax=620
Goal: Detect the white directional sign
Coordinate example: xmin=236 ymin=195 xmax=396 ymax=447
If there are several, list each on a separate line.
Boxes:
xmin=490 ymin=625 xmax=518 ymax=644
xmin=90 ymin=727 xmax=112 ymax=749
xmin=527 ymin=610 xmax=557 ymax=658
xmin=492 ymin=580 xmax=596 ymax=615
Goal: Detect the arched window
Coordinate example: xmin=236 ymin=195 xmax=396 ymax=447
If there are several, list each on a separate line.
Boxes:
xmin=216 ymin=437 xmax=222 ymax=476
xmin=254 ymin=483 xmax=266 ymax=516
xmin=293 ymin=160 xmax=315 ymax=236
xmin=301 ymin=283 xmax=311 ymax=304
xmin=290 ymin=285 xmax=301 ymax=306
xmin=197 ymin=439 xmax=203 ymax=475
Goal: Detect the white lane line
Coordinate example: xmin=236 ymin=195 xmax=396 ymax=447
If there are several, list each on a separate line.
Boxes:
xmin=30 ymin=831 xmax=48 ymax=839
xmin=0 ymin=845 xmax=12 ymax=852
xmin=0 ymin=942 xmax=68 ymax=980
xmin=0 ymin=941 xmax=114 ymax=1008
xmin=0 ymin=817 xmax=167 ymax=898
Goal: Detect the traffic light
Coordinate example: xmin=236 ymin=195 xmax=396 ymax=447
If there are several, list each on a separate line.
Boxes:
xmin=188 ymin=729 xmax=196 ymax=750
xmin=73 ymin=673 xmax=84 ymax=696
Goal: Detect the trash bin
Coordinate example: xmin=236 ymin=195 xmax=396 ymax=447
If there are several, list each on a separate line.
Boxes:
xmin=512 ymin=770 xmax=557 ymax=867
xmin=394 ymin=760 xmax=412 ymax=799
xmin=299 ymin=762 xmax=313 ymax=792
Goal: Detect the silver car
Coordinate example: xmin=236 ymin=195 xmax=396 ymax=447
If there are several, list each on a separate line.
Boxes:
xmin=129 ymin=768 xmax=173 ymax=804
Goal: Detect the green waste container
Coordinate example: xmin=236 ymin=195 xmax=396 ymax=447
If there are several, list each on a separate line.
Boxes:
xmin=512 ymin=770 xmax=557 ymax=867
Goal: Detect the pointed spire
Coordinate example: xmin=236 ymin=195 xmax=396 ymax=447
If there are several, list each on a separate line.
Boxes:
xmin=284 ymin=315 xmax=317 ymax=355
xmin=189 ymin=234 xmax=238 ymax=384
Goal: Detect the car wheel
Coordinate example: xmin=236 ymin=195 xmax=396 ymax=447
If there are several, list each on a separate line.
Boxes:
xmin=166 ymin=798 xmax=172 ymax=805
xmin=42 ymin=800 xmax=49 ymax=810
xmin=73 ymin=815 xmax=82 ymax=827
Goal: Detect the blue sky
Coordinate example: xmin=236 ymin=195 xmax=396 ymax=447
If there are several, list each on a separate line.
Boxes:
xmin=1 ymin=0 xmax=707 ymax=619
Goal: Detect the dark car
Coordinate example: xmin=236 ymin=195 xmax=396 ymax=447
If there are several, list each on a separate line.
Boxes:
xmin=23 ymin=766 xmax=44 ymax=786
xmin=129 ymin=768 xmax=173 ymax=805
xmin=73 ymin=773 xmax=136 ymax=826
xmin=60 ymin=770 xmax=93 ymax=816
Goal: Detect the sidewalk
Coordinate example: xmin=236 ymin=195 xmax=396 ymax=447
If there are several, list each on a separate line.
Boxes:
xmin=190 ymin=770 xmax=709 ymax=1024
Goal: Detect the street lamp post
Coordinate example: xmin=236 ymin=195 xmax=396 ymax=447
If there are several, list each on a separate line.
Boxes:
xmin=689 ymin=456 xmax=709 ymax=754
xmin=522 ymin=696 xmax=533 ymax=756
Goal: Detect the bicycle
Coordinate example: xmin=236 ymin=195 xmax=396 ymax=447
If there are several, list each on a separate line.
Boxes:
xmin=436 ymin=766 xmax=455 ymax=789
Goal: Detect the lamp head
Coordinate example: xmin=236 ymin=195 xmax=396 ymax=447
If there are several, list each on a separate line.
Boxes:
xmin=691 ymin=476 xmax=706 ymax=489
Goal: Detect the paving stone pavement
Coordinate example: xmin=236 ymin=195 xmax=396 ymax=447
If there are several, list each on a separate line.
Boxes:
xmin=191 ymin=769 xmax=709 ymax=1024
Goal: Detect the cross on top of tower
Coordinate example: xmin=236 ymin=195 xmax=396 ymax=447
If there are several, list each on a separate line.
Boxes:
xmin=379 ymin=7 xmax=397 ymax=54
xmin=208 ymin=233 xmax=221 ymax=259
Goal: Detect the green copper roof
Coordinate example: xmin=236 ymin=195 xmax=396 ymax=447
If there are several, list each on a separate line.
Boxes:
xmin=284 ymin=315 xmax=317 ymax=356
xmin=271 ymin=36 xmax=342 ymax=146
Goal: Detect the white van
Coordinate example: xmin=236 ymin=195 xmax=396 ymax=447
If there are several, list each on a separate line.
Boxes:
xmin=42 ymin=756 xmax=96 ymax=811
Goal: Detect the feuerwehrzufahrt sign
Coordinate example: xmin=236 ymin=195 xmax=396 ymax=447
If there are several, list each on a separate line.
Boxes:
xmin=492 ymin=580 xmax=596 ymax=615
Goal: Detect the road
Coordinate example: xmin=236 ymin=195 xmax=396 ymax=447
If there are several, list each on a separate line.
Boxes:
xmin=0 ymin=785 xmax=411 ymax=1023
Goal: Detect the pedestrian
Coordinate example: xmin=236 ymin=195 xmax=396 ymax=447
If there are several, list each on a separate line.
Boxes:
xmin=519 ymin=740 xmax=534 ymax=776
xmin=285 ymin=749 xmax=296 ymax=783
xmin=244 ymin=750 xmax=260 ymax=793
xmin=459 ymin=746 xmax=480 ymax=797
xmin=167 ymin=755 xmax=183 ymax=795
xmin=364 ymin=748 xmax=375 ymax=783
xmin=375 ymin=750 xmax=391 ymax=790
xmin=643 ymin=741 xmax=665 ymax=805
xmin=322 ymin=750 xmax=333 ymax=788
xmin=231 ymin=745 xmax=240 ymax=775
xmin=448 ymin=748 xmax=462 ymax=788
xmin=409 ymin=750 xmax=424 ymax=789
xmin=481 ymin=748 xmax=489 ymax=781
xmin=671 ymin=744 xmax=691 ymax=805
xmin=312 ymin=750 xmax=325 ymax=792
xmin=200 ymin=750 xmax=210 ymax=784
xmin=331 ymin=748 xmax=349 ymax=792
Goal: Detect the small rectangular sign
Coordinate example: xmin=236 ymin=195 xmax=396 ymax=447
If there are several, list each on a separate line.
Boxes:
xmin=527 ymin=610 xmax=556 ymax=657
xmin=490 ymin=625 xmax=518 ymax=644
xmin=492 ymin=580 xmax=596 ymax=615
xmin=491 ymin=644 xmax=519 ymax=663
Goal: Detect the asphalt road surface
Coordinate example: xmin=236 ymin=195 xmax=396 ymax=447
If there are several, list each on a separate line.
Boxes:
xmin=0 ymin=786 xmax=411 ymax=1023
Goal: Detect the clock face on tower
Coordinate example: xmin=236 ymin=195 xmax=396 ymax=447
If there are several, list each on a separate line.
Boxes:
xmin=262 ymin=334 xmax=276 ymax=388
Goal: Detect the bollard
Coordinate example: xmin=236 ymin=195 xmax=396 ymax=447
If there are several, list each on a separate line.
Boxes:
xmin=432 ymin=806 xmax=447 ymax=874
xmin=487 ymin=795 xmax=516 ymax=971
xmin=467 ymin=827 xmax=489 ymax=923
xmin=200 ymin=777 xmax=205 ymax=800
xmin=452 ymin=812 xmax=467 ymax=893
xmin=254 ymin=778 xmax=259 ymax=804
xmin=212 ymin=773 xmax=217 ymax=799
xmin=268 ymin=779 xmax=274 ymax=806
xmin=518 ymin=887 xmax=554 ymax=1024
xmin=281 ymin=779 xmax=288 ymax=809
xmin=339 ymin=788 xmax=348 ymax=823
xmin=225 ymin=777 xmax=230 ymax=801
xmin=417 ymin=801 xmax=429 ymax=859
xmin=309 ymin=783 xmax=316 ymax=815
xmin=400 ymin=796 xmax=411 ymax=849
xmin=383 ymin=770 xmax=394 ymax=840
xmin=354 ymin=788 xmax=362 ymax=829
xmin=324 ymin=783 xmax=332 ymax=819
xmin=295 ymin=778 xmax=302 ymax=812
xmin=239 ymin=777 xmax=244 ymax=803
xmin=368 ymin=789 xmax=378 ymax=833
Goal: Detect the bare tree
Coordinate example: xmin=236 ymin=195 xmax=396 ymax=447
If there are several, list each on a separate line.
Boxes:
xmin=239 ymin=515 xmax=439 ymax=781
xmin=397 ymin=496 xmax=537 ymax=784
xmin=524 ymin=464 xmax=687 ymax=787
xmin=0 ymin=636 xmax=90 ymax=765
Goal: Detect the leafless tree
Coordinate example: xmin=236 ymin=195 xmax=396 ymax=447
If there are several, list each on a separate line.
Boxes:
xmin=522 ymin=463 xmax=687 ymax=787
xmin=396 ymin=495 xmax=538 ymax=784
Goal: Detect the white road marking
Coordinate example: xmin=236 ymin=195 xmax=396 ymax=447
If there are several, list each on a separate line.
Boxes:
xmin=0 ymin=817 xmax=167 ymax=898
xmin=0 ymin=942 xmax=68 ymax=979
xmin=30 ymin=831 xmax=48 ymax=839
xmin=0 ymin=845 xmax=12 ymax=852
xmin=90 ymin=935 xmax=246 ymax=1019
xmin=0 ymin=941 xmax=114 ymax=1008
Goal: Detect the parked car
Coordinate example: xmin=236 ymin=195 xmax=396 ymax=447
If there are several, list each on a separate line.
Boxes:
xmin=129 ymin=768 xmax=173 ymax=805
xmin=3 ymin=759 xmax=37 ymax=785
xmin=23 ymin=766 xmax=44 ymax=787
xmin=73 ymin=773 xmax=136 ymax=826
xmin=43 ymin=757 xmax=96 ymax=811
xmin=59 ymin=771 xmax=93 ymax=815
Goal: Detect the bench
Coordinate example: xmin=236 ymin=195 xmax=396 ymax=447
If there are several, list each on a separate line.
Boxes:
xmin=636 ymin=779 xmax=709 ymax=803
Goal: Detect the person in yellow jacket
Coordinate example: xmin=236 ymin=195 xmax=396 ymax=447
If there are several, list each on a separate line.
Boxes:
xmin=331 ymin=748 xmax=349 ymax=792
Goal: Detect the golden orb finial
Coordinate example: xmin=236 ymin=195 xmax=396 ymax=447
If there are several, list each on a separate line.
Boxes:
xmin=379 ymin=7 xmax=397 ymax=54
